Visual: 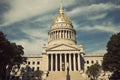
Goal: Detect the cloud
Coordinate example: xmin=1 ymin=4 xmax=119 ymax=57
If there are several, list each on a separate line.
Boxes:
xmin=92 ymin=49 xmax=107 ymax=54
xmin=21 ymin=27 xmax=48 ymax=40
xmin=85 ymin=48 xmax=106 ymax=54
xmin=0 ymin=0 xmax=75 ymax=27
xmin=68 ymin=3 xmax=120 ymax=17
xmin=79 ymin=25 xmax=119 ymax=33
xmin=12 ymin=39 xmax=46 ymax=54
xmin=19 ymin=26 xmax=48 ymax=54
xmin=84 ymin=41 xmax=107 ymax=54
xmin=88 ymin=13 xmax=107 ymax=20
xmin=1 ymin=0 xmax=119 ymax=55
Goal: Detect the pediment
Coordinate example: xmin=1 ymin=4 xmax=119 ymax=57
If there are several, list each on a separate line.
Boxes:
xmin=47 ymin=44 xmax=80 ymax=51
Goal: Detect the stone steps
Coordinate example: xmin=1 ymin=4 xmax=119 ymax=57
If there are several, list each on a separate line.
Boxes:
xmin=70 ymin=71 xmax=86 ymax=80
xmin=47 ymin=71 xmax=66 ymax=80
xmin=46 ymin=71 xmax=86 ymax=80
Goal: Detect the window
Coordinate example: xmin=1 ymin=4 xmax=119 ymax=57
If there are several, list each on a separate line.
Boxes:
xmin=37 ymin=67 xmax=39 ymax=70
xmin=37 ymin=61 xmax=40 ymax=65
xmin=28 ymin=61 xmax=30 ymax=65
xmin=91 ymin=61 xmax=94 ymax=64
xmin=33 ymin=61 xmax=35 ymax=65
xmin=87 ymin=66 xmax=89 ymax=69
xmin=96 ymin=60 xmax=98 ymax=63
xmin=87 ymin=61 xmax=89 ymax=64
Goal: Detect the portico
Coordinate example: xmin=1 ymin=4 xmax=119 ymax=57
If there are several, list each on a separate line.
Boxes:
xmin=48 ymin=53 xmax=81 ymax=71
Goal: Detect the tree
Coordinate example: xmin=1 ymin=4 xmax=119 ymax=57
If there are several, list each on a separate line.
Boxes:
xmin=33 ymin=69 xmax=43 ymax=80
xmin=86 ymin=63 xmax=101 ymax=80
xmin=102 ymin=32 xmax=120 ymax=79
xmin=21 ymin=65 xmax=43 ymax=80
xmin=21 ymin=65 xmax=33 ymax=80
xmin=0 ymin=31 xmax=26 ymax=80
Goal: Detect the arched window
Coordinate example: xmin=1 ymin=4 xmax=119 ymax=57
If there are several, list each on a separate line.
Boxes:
xmin=87 ymin=60 xmax=89 ymax=64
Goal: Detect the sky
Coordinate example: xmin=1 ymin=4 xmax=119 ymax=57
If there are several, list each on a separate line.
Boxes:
xmin=0 ymin=0 xmax=120 ymax=54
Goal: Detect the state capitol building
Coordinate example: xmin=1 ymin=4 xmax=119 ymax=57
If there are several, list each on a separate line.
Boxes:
xmin=19 ymin=2 xmax=106 ymax=80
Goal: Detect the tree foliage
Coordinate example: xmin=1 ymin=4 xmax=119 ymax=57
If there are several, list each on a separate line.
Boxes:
xmin=102 ymin=32 xmax=120 ymax=79
xmin=0 ymin=31 xmax=26 ymax=80
xmin=103 ymin=33 xmax=120 ymax=80
xmin=21 ymin=65 xmax=43 ymax=80
xmin=86 ymin=63 xmax=101 ymax=80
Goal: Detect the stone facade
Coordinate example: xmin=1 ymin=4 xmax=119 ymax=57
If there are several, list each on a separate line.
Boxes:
xmin=18 ymin=3 xmax=107 ymax=80
xmin=84 ymin=53 xmax=104 ymax=72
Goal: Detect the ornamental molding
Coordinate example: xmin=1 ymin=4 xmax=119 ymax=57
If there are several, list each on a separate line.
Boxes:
xmin=46 ymin=44 xmax=80 ymax=51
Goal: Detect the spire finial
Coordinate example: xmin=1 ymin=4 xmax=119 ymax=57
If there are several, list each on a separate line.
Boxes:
xmin=59 ymin=0 xmax=64 ymax=14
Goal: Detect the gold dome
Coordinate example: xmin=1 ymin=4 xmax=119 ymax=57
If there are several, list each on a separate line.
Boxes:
xmin=52 ymin=5 xmax=72 ymax=25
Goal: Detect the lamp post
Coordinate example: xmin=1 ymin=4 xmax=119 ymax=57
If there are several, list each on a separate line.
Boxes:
xmin=66 ymin=62 xmax=70 ymax=80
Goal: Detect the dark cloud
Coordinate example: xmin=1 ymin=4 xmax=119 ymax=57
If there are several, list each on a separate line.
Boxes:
xmin=105 ymin=9 xmax=120 ymax=25
xmin=0 ymin=0 xmax=10 ymax=23
xmin=0 ymin=25 xmax=30 ymax=41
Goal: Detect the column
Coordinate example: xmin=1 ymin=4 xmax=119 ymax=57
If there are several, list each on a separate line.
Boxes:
xmin=51 ymin=54 xmax=53 ymax=71
xmin=68 ymin=31 xmax=69 ymax=39
xmin=56 ymin=31 xmax=58 ymax=39
xmin=56 ymin=31 xmax=57 ymax=39
xmin=72 ymin=31 xmax=74 ymax=40
xmin=55 ymin=54 xmax=57 ymax=71
xmin=63 ymin=30 xmax=65 ymax=38
xmin=78 ymin=54 xmax=81 ymax=70
xmin=73 ymin=32 xmax=75 ymax=40
xmin=69 ymin=54 xmax=71 ymax=71
xmin=60 ymin=31 xmax=61 ymax=38
xmin=57 ymin=31 xmax=58 ymax=39
xmin=64 ymin=31 xmax=66 ymax=39
xmin=54 ymin=32 xmax=56 ymax=39
xmin=73 ymin=54 xmax=76 ymax=71
xmin=53 ymin=32 xmax=54 ymax=39
xmin=65 ymin=54 xmax=67 ymax=71
xmin=66 ymin=31 xmax=68 ymax=39
xmin=60 ymin=54 xmax=62 ymax=71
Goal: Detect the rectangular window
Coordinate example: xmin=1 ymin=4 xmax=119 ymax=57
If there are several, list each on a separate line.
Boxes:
xmin=87 ymin=61 xmax=89 ymax=64
xmin=28 ymin=61 xmax=30 ymax=65
xmin=96 ymin=60 xmax=98 ymax=63
xmin=37 ymin=61 xmax=40 ymax=65
xmin=33 ymin=61 xmax=35 ymax=65
xmin=37 ymin=67 xmax=39 ymax=70
xmin=91 ymin=61 xmax=94 ymax=64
